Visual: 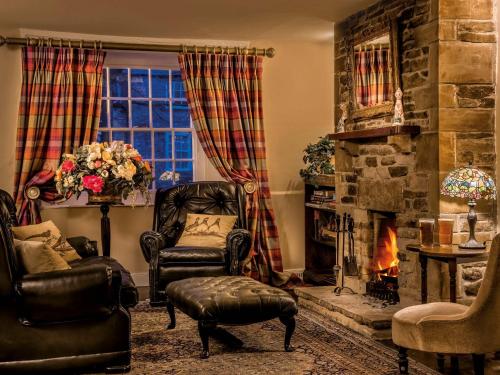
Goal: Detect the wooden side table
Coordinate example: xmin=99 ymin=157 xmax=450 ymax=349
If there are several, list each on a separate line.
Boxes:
xmin=406 ymin=244 xmax=489 ymax=303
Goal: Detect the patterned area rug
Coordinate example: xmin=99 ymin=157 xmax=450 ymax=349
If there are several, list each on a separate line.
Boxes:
xmin=129 ymin=302 xmax=438 ymax=375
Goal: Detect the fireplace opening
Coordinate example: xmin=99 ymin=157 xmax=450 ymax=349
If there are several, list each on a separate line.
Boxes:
xmin=366 ymin=213 xmax=400 ymax=304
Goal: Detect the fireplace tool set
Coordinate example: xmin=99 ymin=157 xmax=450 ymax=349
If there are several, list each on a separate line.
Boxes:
xmin=333 ymin=213 xmax=358 ymax=296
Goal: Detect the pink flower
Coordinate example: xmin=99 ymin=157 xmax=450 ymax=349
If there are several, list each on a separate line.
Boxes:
xmin=82 ymin=175 xmax=105 ymax=193
xmin=61 ymin=160 xmax=75 ymax=173
xmin=94 ymin=160 xmax=102 ymax=168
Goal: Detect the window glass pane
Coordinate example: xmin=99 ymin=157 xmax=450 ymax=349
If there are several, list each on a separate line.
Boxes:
xmin=133 ymin=131 xmax=152 ymax=159
xmin=152 ymin=101 xmax=170 ymax=128
xmin=155 ymin=161 xmax=173 ymax=189
xmin=175 ymin=161 xmax=193 ymax=183
xmin=97 ymin=130 xmax=110 ymax=143
xmin=151 ymin=70 xmax=169 ymax=98
xmin=112 ymin=131 xmax=131 ymax=144
xmin=174 ymin=132 xmax=192 ymax=159
xmin=172 ymin=101 xmax=190 ymax=128
xmin=132 ymin=100 xmax=149 ymax=128
xmin=110 ymin=100 xmax=129 ymax=128
xmin=102 ymin=68 xmax=108 ymax=97
xmin=154 ymin=131 xmax=172 ymax=159
xmin=100 ymin=99 xmax=108 ymax=127
xmin=171 ymin=70 xmax=185 ymax=98
xmin=131 ymin=69 xmax=148 ymax=98
xmin=109 ymin=68 xmax=128 ymax=98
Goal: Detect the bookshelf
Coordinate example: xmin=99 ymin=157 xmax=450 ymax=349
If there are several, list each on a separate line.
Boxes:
xmin=304 ymin=179 xmax=337 ymax=285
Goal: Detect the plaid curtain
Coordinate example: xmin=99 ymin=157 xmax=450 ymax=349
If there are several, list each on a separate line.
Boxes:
xmin=178 ymin=52 xmax=286 ymax=285
xmin=14 ymin=46 xmax=106 ymax=224
xmin=355 ymin=48 xmax=392 ymax=107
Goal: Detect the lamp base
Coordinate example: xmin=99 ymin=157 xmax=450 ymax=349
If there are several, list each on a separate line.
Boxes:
xmin=459 ymin=238 xmax=486 ymax=250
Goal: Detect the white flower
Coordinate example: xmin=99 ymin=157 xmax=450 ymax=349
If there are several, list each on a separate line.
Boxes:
xmin=87 ymin=161 xmax=95 ymax=170
xmin=67 ymin=176 xmax=74 ymax=184
xmin=101 ymin=170 xmax=109 ymax=178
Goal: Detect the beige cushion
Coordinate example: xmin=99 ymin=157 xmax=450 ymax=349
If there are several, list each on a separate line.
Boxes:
xmin=14 ymin=239 xmax=71 ymax=274
xmin=11 ymin=220 xmax=82 ymax=262
xmin=176 ymin=213 xmax=237 ymax=249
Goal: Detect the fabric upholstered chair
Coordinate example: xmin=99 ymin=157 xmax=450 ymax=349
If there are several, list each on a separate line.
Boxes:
xmin=0 ymin=189 xmax=136 ymax=373
xmin=392 ymin=233 xmax=500 ymax=375
xmin=140 ymin=181 xmax=252 ymax=306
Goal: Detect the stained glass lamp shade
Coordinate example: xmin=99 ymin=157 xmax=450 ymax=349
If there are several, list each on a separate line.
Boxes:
xmin=441 ymin=165 xmax=496 ymax=249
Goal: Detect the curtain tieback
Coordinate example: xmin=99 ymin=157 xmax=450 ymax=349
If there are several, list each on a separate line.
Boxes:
xmin=243 ymin=181 xmax=257 ymax=194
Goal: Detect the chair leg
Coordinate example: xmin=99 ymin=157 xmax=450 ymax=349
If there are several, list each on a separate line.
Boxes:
xmin=398 ymin=347 xmax=409 ymax=374
xmin=198 ymin=320 xmax=216 ymax=359
xmin=437 ymin=353 xmax=445 ymax=373
xmin=105 ymin=364 xmax=131 ymax=373
xmin=472 ymin=354 xmax=485 ymax=375
xmin=450 ymin=356 xmax=459 ymax=374
xmin=279 ymin=315 xmax=296 ymax=352
xmin=165 ymin=300 xmax=176 ymax=329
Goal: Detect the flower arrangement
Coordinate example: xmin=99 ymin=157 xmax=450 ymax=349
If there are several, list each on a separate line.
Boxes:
xmin=55 ymin=141 xmax=153 ymax=203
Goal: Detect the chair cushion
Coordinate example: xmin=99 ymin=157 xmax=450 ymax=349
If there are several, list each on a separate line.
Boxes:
xmin=69 ymin=256 xmax=138 ymax=308
xmin=159 ymin=247 xmax=226 ymax=266
xmin=176 ymin=213 xmax=237 ymax=249
xmin=392 ymin=302 xmax=469 ymax=353
xmin=166 ymin=276 xmax=298 ymax=324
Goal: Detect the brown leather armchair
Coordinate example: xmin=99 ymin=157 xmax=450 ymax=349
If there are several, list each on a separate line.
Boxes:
xmin=0 ymin=189 xmax=136 ymax=374
xmin=140 ymin=181 xmax=252 ymax=306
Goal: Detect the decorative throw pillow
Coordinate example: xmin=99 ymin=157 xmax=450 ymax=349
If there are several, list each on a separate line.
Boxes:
xmin=14 ymin=240 xmax=71 ymax=274
xmin=176 ymin=213 xmax=238 ymax=249
xmin=11 ymin=220 xmax=82 ymax=262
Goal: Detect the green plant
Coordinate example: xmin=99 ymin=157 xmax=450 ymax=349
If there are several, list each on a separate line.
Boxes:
xmin=299 ymin=136 xmax=335 ymax=181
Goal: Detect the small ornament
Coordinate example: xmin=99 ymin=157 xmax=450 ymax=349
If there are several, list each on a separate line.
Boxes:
xmin=393 ymin=88 xmax=405 ymax=125
xmin=243 ymin=181 xmax=257 ymax=194
xmin=337 ymin=102 xmax=348 ymax=132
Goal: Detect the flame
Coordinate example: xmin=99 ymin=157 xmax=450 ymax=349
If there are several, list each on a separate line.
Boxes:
xmin=374 ymin=226 xmax=399 ymax=276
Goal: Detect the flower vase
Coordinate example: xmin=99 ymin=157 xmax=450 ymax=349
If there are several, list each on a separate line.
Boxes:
xmin=87 ymin=192 xmax=123 ymax=205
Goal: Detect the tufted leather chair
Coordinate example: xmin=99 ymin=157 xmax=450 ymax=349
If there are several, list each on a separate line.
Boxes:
xmin=0 ymin=189 xmax=134 ymax=373
xmin=140 ymin=181 xmax=252 ymax=306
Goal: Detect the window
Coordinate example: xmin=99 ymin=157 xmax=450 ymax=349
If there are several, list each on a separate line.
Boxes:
xmin=98 ymin=67 xmax=194 ymax=190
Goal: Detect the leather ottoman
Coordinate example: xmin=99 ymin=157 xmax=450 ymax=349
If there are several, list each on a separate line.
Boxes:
xmin=165 ymin=276 xmax=298 ymax=358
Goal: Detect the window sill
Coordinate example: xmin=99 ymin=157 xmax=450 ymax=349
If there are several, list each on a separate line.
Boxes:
xmin=40 ymin=192 xmax=153 ymax=209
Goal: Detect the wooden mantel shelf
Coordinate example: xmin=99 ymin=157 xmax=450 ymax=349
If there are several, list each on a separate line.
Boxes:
xmin=327 ymin=125 xmax=421 ymax=141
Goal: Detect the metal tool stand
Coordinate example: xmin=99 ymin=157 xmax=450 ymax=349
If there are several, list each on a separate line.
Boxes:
xmin=333 ymin=213 xmax=356 ymax=296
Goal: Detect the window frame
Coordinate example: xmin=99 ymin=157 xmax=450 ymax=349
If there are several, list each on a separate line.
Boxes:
xmin=100 ymin=66 xmax=196 ymax=191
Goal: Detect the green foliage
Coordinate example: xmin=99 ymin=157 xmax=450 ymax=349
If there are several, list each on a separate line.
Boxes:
xmin=299 ymin=136 xmax=335 ymax=181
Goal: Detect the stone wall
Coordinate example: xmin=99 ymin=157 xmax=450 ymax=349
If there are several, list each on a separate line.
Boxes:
xmin=334 ymin=0 xmax=497 ymax=301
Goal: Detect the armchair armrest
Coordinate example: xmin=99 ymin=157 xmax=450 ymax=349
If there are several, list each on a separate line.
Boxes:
xmin=67 ymin=236 xmax=99 ymax=258
xmin=140 ymin=231 xmax=167 ymax=263
xmin=226 ymin=229 xmax=252 ymax=275
xmin=15 ymin=263 xmax=119 ymax=325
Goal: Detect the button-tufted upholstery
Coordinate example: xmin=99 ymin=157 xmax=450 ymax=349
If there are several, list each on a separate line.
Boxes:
xmin=166 ymin=276 xmax=298 ymax=324
xmin=140 ymin=182 xmax=252 ymax=306
xmin=165 ymin=276 xmax=298 ymax=358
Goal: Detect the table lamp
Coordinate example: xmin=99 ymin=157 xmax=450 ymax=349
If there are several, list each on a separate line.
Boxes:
xmin=440 ymin=164 xmax=496 ymax=249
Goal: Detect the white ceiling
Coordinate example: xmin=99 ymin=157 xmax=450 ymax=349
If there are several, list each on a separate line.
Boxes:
xmin=0 ymin=0 xmax=377 ymax=41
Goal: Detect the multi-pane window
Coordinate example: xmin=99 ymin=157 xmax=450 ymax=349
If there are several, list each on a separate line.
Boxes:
xmin=98 ymin=68 xmax=194 ymax=190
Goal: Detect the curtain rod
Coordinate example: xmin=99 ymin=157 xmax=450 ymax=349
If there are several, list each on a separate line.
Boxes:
xmin=0 ymin=36 xmax=276 ymax=58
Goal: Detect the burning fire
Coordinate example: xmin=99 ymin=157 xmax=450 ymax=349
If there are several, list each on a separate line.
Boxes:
xmin=375 ymin=227 xmax=399 ymax=277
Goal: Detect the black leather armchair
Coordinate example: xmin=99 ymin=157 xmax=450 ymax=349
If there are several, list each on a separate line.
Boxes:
xmin=0 ymin=189 xmax=135 ymax=374
xmin=140 ymin=181 xmax=252 ymax=306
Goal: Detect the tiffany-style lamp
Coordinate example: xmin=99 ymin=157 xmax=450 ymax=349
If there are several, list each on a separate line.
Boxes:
xmin=441 ymin=164 xmax=496 ymax=249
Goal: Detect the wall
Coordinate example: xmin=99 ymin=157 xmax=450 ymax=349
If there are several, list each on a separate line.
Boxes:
xmin=0 ymin=31 xmax=335 ymax=280
xmin=334 ymin=0 xmax=497 ymax=301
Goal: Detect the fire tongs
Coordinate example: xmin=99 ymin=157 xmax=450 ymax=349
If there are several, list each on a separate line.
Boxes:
xmin=333 ymin=213 xmax=356 ymax=296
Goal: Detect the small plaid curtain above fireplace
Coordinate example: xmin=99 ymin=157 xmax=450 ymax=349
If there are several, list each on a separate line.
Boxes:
xmin=14 ymin=46 xmax=106 ymax=224
xmin=355 ymin=48 xmax=392 ymax=108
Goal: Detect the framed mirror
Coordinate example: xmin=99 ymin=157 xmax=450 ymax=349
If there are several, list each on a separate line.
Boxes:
xmin=347 ymin=18 xmax=400 ymax=121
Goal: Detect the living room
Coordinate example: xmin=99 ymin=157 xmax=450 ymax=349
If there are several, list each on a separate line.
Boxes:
xmin=0 ymin=0 xmax=498 ymax=374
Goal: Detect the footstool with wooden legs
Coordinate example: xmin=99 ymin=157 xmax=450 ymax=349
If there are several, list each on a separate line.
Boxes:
xmin=165 ymin=276 xmax=298 ymax=359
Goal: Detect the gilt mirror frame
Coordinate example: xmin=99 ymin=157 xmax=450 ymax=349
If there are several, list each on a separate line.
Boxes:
xmin=345 ymin=16 xmax=401 ymax=122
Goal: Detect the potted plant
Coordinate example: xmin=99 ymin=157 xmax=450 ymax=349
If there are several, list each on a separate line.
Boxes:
xmin=55 ymin=141 xmax=153 ymax=205
xmin=299 ymin=136 xmax=335 ymax=185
